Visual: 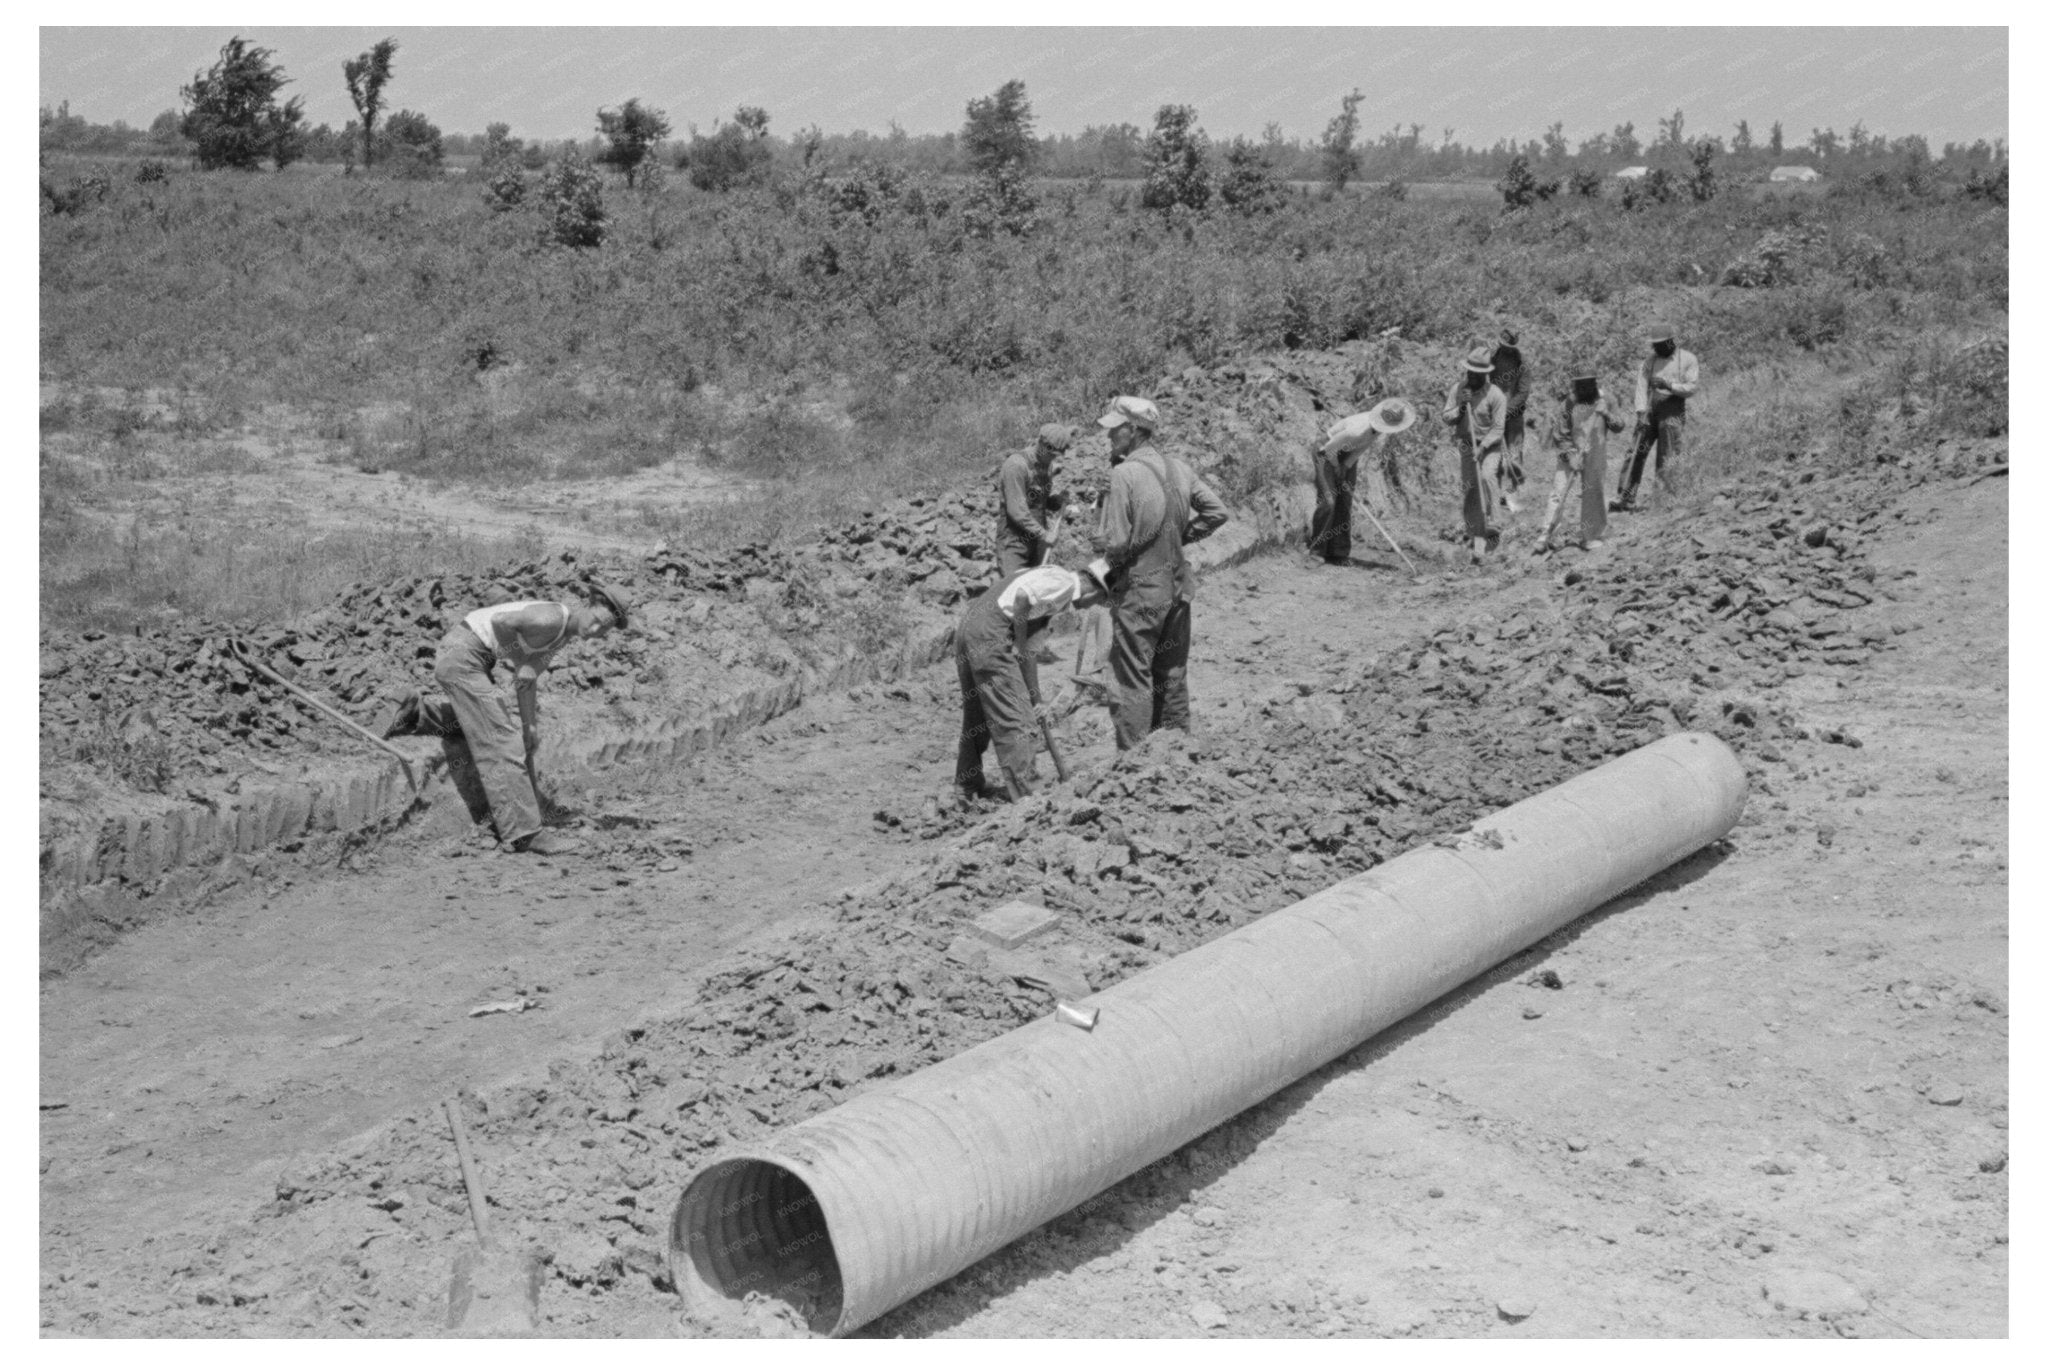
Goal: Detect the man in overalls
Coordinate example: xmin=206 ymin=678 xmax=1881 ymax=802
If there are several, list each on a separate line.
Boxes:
xmin=386 ymin=580 xmax=630 ymax=855
xmin=1089 ymin=396 xmax=1230 ymax=750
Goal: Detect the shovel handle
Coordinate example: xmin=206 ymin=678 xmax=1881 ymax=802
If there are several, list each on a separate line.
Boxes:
xmin=1038 ymin=714 xmax=1071 ymax=783
xmin=444 ymin=1097 xmax=497 ymax=1251
xmin=230 ymin=640 xmax=418 ymax=790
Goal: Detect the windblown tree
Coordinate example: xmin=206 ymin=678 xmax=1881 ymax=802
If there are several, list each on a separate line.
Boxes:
xmin=596 ymin=98 xmax=671 ymax=188
xmin=1320 ymin=88 xmax=1363 ymax=190
xmin=960 ymin=79 xmax=1038 ymax=235
xmin=179 ymin=36 xmax=305 ymax=170
xmin=343 ymin=37 xmax=397 ymax=169
xmin=1141 ymin=104 xmax=1210 ymax=211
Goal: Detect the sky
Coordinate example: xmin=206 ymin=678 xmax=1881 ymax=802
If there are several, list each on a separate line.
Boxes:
xmin=39 ymin=24 xmax=2009 ymax=152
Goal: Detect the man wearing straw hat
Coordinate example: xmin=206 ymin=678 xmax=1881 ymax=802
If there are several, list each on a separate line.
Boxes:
xmin=1615 ymin=322 xmax=1700 ymax=512
xmin=1089 ymin=395 xmax=1230 ymax=750
xmin=1309 ymin=398 xmax=1417 ymax=566
xmin=1441 ymin=346 xmax=1510 ymax=563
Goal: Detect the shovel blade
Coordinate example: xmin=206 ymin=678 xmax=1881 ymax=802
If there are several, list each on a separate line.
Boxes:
xmin=446 ymin=1244 xmax=541 ymax=1337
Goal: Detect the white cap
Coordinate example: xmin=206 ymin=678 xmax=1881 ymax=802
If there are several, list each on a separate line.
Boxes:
xmin=1096 ymin=395 xmax=1160 ymax=432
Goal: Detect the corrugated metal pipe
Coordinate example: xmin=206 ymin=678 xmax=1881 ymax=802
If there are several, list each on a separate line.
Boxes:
xmin=667 ymin=731 xmax=1746 ymax=1336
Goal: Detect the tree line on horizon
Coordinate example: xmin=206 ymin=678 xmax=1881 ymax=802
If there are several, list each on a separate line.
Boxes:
xmin=40 ymin=35 xmax=2009 ymax=189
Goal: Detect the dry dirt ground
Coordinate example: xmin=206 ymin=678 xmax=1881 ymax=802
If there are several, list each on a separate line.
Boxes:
xmin=39 ymin=467 xmax=2007 ymax=1338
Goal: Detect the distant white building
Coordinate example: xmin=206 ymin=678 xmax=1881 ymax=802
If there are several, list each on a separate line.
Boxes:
xmin=1614 ymin=165 xmax=1649 ymax=180
xmin=1769 ymin=165 xmax=1823 ymax=183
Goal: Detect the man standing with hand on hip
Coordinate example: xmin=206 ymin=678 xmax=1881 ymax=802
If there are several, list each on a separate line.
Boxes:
xmin=1617 ymin=322 xmax=1700 ymax=512
xmin=1089 ymin=395 xmax=1229 ymax=750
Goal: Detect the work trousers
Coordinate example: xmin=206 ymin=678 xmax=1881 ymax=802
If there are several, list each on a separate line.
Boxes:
xmin=1459 ymin=443 xmax=1503 ymax=540
xmin=1308 ymin=452 xmax=1356 ymax=564
xmin=993 ymin=536 xmax=1043 ymax=582
xmin=1540 ymin=440 xmax=1609 ymax=547
xmin=954 ymin=602 xmax=1039 ymax=796
xmin=1109 ymin=594 xmax=1192 ymax=751
xmin=1621 ymin=409 xmax=1684 ymax=508
xmin=417 ymin=629 xmax=542 ymax=845
xmin=1501 ymin=407 xmax=1528 ymax=491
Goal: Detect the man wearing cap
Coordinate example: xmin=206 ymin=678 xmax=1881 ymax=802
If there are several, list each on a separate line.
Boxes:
xmin=1490 ymin=327 xmax=1533 ymax=509
xmin=1534 ymin=374 xmax=1626 ymax=554
xmin=994 ymin=424 xmax=1074 ymax=579
xmin=1616 ymin=323 xmax=1700 ymax=512
xmin=1090 ymin=395 xmax=1230 ymax=750
xmin=1441 ymin=347 xmax=1510 ymax=562
xmin=955 ymin=563 xmax=1108 ymax=802
xmin=1309 ymin=399 xmax=1416 ymax=565
xmin=384 ymin=580 xmax=630 ymax=856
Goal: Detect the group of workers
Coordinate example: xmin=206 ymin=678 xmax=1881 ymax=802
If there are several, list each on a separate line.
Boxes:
xmin=389 ymin=323 xmax=1697 ymax=850
xmin=1436 ymin=321 xmax=1701 ymax=563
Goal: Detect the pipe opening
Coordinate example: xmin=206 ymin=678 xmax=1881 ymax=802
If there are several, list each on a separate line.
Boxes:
xmin=669 ymin=1157 xmax=844 ymax=1336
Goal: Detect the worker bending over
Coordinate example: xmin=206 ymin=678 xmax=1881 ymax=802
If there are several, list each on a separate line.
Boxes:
xmin=1308 ymin=398 xmax=1417 ymax=565
xmin=955 ymin=563 xmax=1108 ymax=802
xmin=386 ymin=580 xmax=630 ymax=856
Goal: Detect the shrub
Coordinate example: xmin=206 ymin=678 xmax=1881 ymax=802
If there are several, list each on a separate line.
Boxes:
xmin=42 ymin=171 xmax=109 ymax=216
xmin=1963 ymin=165 xmax=2008 ymax=206
xmin=1686 ymin=138 xmax=1718 ymax=202
xmin=1783 ymin=287 xmax=1850 ymax=350
xmin=482 ymin=164 xmax=527 ymax=211
xmin=1376 ymin=178 xmax=1409 ymax=202
xmin=1496 ymin=154 xmax=1560 ymax=211
xmin=1567 ymin=168 xmax=1602 ymax=199
xmin=536 ymin=150 xmax=606 ymax=248
xmin=682 ymin=107 xmax=773 ymax=193
xmin=379 ymin=109 xmax=443 ymax=179
xmin=1217 ymin=137 xmax=1286 ymax=215
xmin=134 ymin=159 xmax=169 ymax=184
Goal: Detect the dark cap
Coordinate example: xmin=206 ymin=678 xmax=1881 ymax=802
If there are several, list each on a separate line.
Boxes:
xmin=585 ymin=578 xmax=631 ymax=631
xmin=1037 ymin=423 xmax=1075 ymax=452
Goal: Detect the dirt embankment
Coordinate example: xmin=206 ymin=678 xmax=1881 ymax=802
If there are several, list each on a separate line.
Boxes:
xmin=37 ymin=427 xmax=2003 ymax=1337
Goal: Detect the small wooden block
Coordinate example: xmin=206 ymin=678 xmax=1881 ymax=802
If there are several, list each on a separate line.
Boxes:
xmin=970 ymin=899 xmax=1061 ymax=949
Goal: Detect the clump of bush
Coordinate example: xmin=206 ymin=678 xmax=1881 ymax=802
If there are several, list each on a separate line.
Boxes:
xmin=536 ymin=150 xmax=605 ymax=248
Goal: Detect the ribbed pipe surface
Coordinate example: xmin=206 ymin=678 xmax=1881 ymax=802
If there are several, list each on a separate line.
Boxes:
xmin=669 ymin=731 xmax=1746 ymax=1336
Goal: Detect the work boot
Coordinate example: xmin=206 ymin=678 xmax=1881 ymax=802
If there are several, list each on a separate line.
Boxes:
xmin=380 ymin=690 xmax=421 ymax=739
xmin=512 ymin=829 xmax=579 ymax=856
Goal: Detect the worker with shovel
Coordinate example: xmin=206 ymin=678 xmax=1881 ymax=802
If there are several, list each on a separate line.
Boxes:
xmin=1442 ymin=346 xmax=1510 ymax=563
xmin=993 ymin=423 xmax=1075 ymax=579
xmin=1091 ymin=395 xmax=1230 ymax=751
xmin=1533 ymin=374 xmax=1627 ymax=555
xmin=955 ymin=563 xmax=1109 ymax=803
xmin=385 ymin=580 xmax=630 ymax=856
xmin=1308 ymin=398 xmax=1418 ymax=566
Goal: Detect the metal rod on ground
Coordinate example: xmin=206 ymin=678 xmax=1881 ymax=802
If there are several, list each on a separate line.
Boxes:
xmin=667 ymin=732 xmax=1748 ymax=1337
xmin=1354 ymin=500 xmax=1419 ymax=576
xmin=228 ymin=639 xmax=419 ymax=792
